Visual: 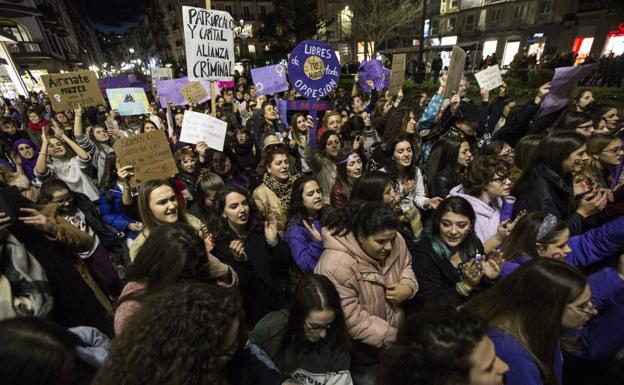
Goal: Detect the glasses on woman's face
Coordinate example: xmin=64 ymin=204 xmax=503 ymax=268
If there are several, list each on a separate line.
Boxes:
xmin=304 ymin=319 xmax=333 ymax=332
xmin=567 ymin=299 xmax=597 ymax=316
xmin=491 ymin=174 xmax=511 ymax=183
xmin=602 ymin=146 xmax=624 ymax=155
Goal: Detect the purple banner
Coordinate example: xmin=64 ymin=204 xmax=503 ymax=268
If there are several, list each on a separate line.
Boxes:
xmin=535 ymin=64 xmax=595 ymax=120
xmin=99 ymin=76 xmax=131 ymax=92
xmin=251 ymin=64 xmax=289 ymax=96
xmin=155 ymin=77 xmax=215 ymax=107
xmin=357 ymin=60 xmax=390 ymax=92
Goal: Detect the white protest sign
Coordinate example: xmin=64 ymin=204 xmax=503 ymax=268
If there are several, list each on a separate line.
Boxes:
xmin=151 ymin=67 xmax=173 ymax=81
xmin=180 ymin=110 xmax=227 ymax=151
xmin=182 ymin=6 xmax=235 ymax=81
xmin=474 ymin=65 xmax=503 ymax=91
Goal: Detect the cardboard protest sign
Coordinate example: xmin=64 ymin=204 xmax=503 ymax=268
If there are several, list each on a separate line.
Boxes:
xmin=288 ymin=40 xmax=341 ymax=99
xmin=535 ymin=64 xmax=595 ymax=120
xmin=388 ymin=54 xmax=406 ymax=96
xmin=183 ymin=6 xmax=235 ymax=81
xmin=179 ymin=110 xmax=227 ymax=150
xmin=358 ymin=60 xmax=390 ymax=93
xmin=112 ymin=130 xmax=178 ymax=187
xmin=41 ymin=71 xmax=105 ymax=112
xmin=179 ymin=81 xmax=209 ymax=104
xmin=151 ymin=67 xmax=174 ymax=82
xmin=155 ymin=77 xmax=215 ymax=106
xmin=251 ymin=64 xmax=288 ymax=96
xmin=106 ymin=87 xmax=149 ymax=116
xmin=474 ymin=64 xmax=502 ymax=91
xmin=443 ymin=46 xmax=467 ymax=98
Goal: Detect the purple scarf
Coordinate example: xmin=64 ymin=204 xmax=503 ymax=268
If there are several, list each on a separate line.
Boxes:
xmin=12 ymin=139 xmax=39 ymax=181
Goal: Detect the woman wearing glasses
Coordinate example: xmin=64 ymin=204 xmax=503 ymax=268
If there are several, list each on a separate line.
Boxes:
xmin=463 ymin=259 xmax=594 ymax=385
xmin=449 ymin=156 xmax=523 ymax=253
xmin=249 ymin=274 xmax=352 ymax=385
xmin=498 ymin=212 xmax=624 ymax=363
xmin=585 ymin=133 xmax=624 ymax=189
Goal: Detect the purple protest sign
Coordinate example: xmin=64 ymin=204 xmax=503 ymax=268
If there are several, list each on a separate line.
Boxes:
xmin=357 ymin=60 xmax=390 ymax=92
xmin=288 ymin=40 xmax=340 ymax=99
xmin=534 ymin=64 xmax=595 ymax=120
xmin=251 ymin=64 xmax=288 ymax=96
xmin=99 ymin=77 xmax=131 ymax=92
xmin=155 ymin=77 xmax=217 ymax=107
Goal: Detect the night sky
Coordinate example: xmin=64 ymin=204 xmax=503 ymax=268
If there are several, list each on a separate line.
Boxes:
xmin=72 ymin=0 xmax=146 ymax=34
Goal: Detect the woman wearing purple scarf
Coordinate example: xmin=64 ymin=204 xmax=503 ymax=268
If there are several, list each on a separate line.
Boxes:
xmin=12 ymin=138 xmax=39 ymax=182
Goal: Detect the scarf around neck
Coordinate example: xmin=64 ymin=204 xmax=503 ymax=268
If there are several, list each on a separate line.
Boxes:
xmin=262 ymin=173 xmax=295 ymax=215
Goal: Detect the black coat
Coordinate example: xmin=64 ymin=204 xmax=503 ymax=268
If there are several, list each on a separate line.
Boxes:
xmin=212 ymin=230 xmax=289 ymax=328
xmin=431 ymin=168 xmax=460 ymax=198
xmin=512 ymin=164 xmax=585 ymax=235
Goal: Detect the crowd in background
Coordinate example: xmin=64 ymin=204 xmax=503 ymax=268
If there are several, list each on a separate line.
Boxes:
xmin=0 ymin=59 xmax=623 ymax=385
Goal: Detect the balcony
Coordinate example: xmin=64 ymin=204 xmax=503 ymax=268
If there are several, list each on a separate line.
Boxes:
xmin=5 ymin=41 xmax=51 ymax=59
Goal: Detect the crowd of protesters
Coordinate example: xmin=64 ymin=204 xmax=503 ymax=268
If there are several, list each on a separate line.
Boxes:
xmin=0 ymin=57 xmax=623 ymax=385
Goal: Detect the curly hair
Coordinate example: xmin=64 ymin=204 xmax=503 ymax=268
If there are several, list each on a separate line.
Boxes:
xmin=461 ymin=156 xmax=510 ymax=196
xmin=382 ymin=107 xmax=421 ymax=143
xmin=379 ymin=306 xmax=489 ymax=385
xmin=94 ymin=282 xmax=243 ymax=385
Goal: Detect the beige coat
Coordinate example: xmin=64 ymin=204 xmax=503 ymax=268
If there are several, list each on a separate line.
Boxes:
xmin=252 ymin=183 xmax=287 ymax=234
xmin=314 ymin=228 xmax=418 ymax=348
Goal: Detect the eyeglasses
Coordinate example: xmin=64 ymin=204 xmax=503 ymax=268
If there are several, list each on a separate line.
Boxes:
xmin=567 ymin=300 xmax=597 ymax=316
xmin=491 ymin=175 xmax=511 ymax=183
xmin=602 ymin=146 xmax=624 ymax=155
xmin=304 ymin=319 xmax=333 ymax=332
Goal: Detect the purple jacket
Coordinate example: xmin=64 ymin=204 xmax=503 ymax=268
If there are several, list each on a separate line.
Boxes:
xmin=490 ymin=327 xmax=562 ymax=385
xmin=283 ymin=218 xmax=323 ymax=274
xmin=500 ymin=216 xmax=624 ymax=360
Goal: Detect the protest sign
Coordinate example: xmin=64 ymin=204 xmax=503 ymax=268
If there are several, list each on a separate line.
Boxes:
xmin=155 ymin=77 xmax=215 ymax=106
xmin=357 ymin=60 xmax=390 ymax=93
xmin=251 ymin=64 xmax=288 ymax=96
xmin=180 ymin=110 xmax=227 ymax=151
xmin=106 ymin=87 xmax=149 ymax=116
xmin=182 ymin=6 xmax=235 ymax=81
xmin=288 ymin=40 xmax=341 ymax=99
xmin=41 ymin=71 xmax=105 ymax=112
xmin=443 ymin=45 xmax=467 ymax=98
xmin=151 ymin=67 xmax=174 ymax=82
xmin=112 ymin=130 xmax=178 ymax=187
xmin=474 ymin=64 xmax=502 ymax=91
xmin=179 ymin=81 xmax=209 ymax=104
xmin=388 ymin=54 xmax=406 ymax=96
xmin=535 ymin=64 xmax=595 ymax=120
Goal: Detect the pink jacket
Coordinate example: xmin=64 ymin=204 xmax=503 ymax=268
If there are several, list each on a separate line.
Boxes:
xmin=314 ymin=228 xmax=418 ymax=348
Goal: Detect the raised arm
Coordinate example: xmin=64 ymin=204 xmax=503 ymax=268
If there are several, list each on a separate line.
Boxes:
xmin=35 ymin=129 xmax=49 ymax=175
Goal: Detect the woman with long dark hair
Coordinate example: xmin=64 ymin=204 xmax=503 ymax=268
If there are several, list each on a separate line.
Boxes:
xmin=409 ymin=197 xmax=502 ymax=309
xmin=350 ymin=170 xmax=396 ymax=205
xmin=188 ymin=170 xmax=225 ymax=223
xmin=553 ymin=111 xmax=596 ymax=136
xmin=463 ymin=258 xmax=594 ymax=385
xmin=249 ymin=274 xmax=352 ymax=384
xmin=288 ymin=113 xmax=313 ymax=174
xmin=428 ymin=138 xmax=473 ymax=198
xmin=210 ymin=185 xmax=289 ymax=328
xmin=512 ymin=132 xmax=607 ymax=235
xmin=284 ymin=176 xmax=329 ymax=274
xmin=315 ymin=202 xmax=417 ymax=378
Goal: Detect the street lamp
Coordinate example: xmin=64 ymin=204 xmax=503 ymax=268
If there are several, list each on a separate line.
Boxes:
xmin=129 ymin=48 xmax=135 ymax=53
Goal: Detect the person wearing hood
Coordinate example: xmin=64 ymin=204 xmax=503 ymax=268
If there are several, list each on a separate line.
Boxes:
xmin=449 ymin=156 xmax=520 ymax=252
xmin=314 ymin=202 xmax=417 ymax=381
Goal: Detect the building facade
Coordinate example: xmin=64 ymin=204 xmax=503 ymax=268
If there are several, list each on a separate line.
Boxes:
xmin=0 ymin=0 xmax=103 ymax=96
xmin=432 ymin=0 xmax=621 ymax=70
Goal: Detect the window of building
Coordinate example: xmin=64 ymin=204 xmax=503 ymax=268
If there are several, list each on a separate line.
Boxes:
xmin=243 ymin=6 xmax=250 ymax=18
xmin=448 ymin=16 xmax=457 ymax=32
xmin=260 ymin=6 xmax=266 ymax=17
xmin=450 ymin=0 xmax=459 ymax=7
xmin=513 ymin=4 xmax=526 ymax=22
xmin=0 ymin=19 xmax=31 ymax=42
xmin=539 ymin=0 xmax=552 ymax=15
xmin=488 ymin=8 xmax=502 ymax=24
xmin=431 ymin=19 xmax=439 ymax=35
xmin=464 ymin=13 xmax=476 ymax=32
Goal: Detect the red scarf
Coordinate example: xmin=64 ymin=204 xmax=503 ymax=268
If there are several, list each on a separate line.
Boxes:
xmin=28 ymin=118 xmax=49 ymax=132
